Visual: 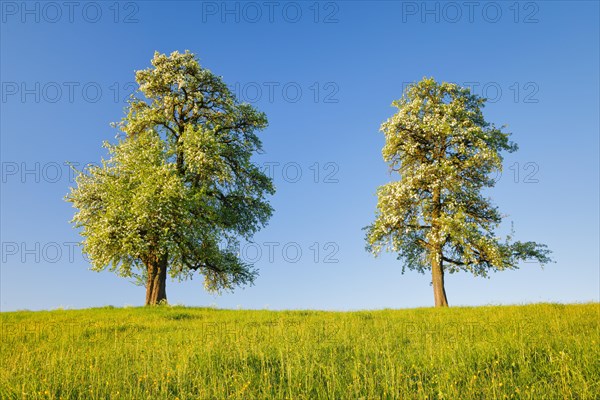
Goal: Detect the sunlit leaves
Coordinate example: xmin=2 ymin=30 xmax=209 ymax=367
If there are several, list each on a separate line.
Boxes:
xmin=67 ymin=51 xmax=273 ymax=293
xmin=366 ymin=78 xmax=551 ymax=276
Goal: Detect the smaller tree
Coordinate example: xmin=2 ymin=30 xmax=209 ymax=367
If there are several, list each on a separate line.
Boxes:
xmin=365 ymin=78 xmax=552 ymax=307
xmin=67 ymin=51 xmax=274 ymax=305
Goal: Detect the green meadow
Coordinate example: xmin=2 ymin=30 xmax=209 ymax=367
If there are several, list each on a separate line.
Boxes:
xmin=1 ymin=303 xmax=598 ymax=399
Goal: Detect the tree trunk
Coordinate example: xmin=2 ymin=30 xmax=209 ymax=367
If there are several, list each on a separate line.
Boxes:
xmin=145 ymin=255 xmax=168 ymax=305
xmin=431 ymin=256 xmax=449 ymax=307
xmin=431 ymin=177 xmax=449 ymax=307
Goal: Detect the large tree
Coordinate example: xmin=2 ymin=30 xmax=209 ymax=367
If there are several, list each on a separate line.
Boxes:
xmin=67 ymin=51 xmax=274 ymax=305
xmin=365 ymin=78 xmax=551 ymax=307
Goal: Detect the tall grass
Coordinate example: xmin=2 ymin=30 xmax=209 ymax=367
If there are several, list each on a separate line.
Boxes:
xmin=1 ymin=303 xmax=598 ymax=399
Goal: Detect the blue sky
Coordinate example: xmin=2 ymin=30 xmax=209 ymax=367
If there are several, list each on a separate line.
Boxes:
xmin=1 ymin=1 xmax=598 ymax=311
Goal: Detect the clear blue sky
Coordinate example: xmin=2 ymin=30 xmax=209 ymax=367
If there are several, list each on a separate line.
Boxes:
xmin=1 ymin=1 xmax=598 ymax=311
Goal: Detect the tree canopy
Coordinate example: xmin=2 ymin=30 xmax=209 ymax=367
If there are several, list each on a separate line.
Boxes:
xmin=67 ymin=51 xmax=274 ymax=304
xmin=365 ymin=78 xmax=552 ymax=306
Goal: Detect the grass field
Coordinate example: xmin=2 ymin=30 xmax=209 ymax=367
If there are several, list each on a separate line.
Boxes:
xmin=1 ymin=303 xmax=598 ymax=399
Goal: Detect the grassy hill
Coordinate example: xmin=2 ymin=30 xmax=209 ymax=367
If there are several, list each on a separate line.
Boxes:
xmin=1 ymin=303 xmax=598 ymax=399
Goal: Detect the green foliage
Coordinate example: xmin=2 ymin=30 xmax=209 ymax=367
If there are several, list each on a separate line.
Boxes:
xmin=67 ymin=51 xmax=274 ymax=292
xmin=366 ymin=77 xmax=552 ymax=277
xmin=1 ymin=303 xmax=598 ymax=398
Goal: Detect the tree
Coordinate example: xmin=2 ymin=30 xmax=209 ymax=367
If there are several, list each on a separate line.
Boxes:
xmin=365 ymin=78 xmax=552 ymax=307
xmin=67 ymin=51 xmax=274 ymax=305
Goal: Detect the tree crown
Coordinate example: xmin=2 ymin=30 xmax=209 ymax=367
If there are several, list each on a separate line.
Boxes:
xmin=67 ymin=51 xmax=274 ymax=293
xmin=366 ymin=77 xmax=551 ymax=276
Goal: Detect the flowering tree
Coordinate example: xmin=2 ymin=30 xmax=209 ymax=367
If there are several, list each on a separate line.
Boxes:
xmin=67 ymin=51 xmax=274 ymax=305
xmin=365 ymin=78 xmax=551 ymax=307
